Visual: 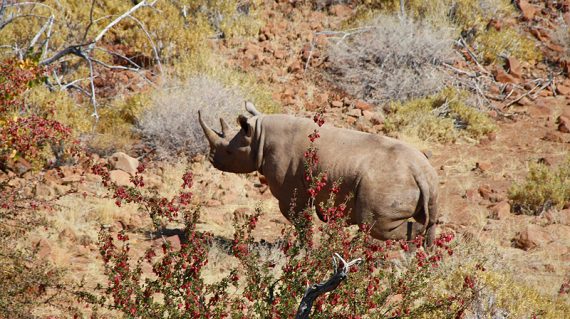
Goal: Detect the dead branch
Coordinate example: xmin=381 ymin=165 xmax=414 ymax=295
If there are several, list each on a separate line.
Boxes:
xmin=28 ymin=15 xmax=53 ymax=52
xmin=295 ymin=253 xmax=362 ymax=319
xmin=86 ymin=0 xmax=155 ymax=53
xmin=126 ymin=15 xmax=163 ymax=74
xmin=503 ymin=82 xmax=541 ymax=108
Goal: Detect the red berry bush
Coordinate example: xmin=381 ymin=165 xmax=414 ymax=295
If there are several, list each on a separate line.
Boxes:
xmin=87 ymin=112 xmax=477 ymax=318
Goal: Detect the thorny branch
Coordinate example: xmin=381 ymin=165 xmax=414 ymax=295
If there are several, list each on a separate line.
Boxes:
xmin=295 ymin=253 xmax=362 ymax=319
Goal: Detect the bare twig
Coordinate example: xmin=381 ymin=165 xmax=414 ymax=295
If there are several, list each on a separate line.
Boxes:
xmin=86 ymin=0 xmax=154 ymax=53
xmin=39 ymin=45 xmax=87 ymax=66
xmin=503 ymin=82 xmax=541 ymax=108
xmin=457 ymin=37 xmax=490 ymax=76
xmin=303 ymin=40 xmax=314 ymax=73
xmin=28 ymin=15 xmax=53 ymax=52
xmin=126 ymin=15 xmax=163 ymax=74
xmin=81 ymin=0 xmax=97 ymax=43
xmin=0 ymin=14 xmax=49 ymax=30
xmin=295 ymin=254 xmax=362 ymax=319
xmin=94 ymin=47 xmax=141 ymax=69
xmin=530 ymin=76 xmax=553 ymax=100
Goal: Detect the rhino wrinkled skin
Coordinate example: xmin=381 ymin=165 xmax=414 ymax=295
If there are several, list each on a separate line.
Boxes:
xmin=199 ymin=102 xmax=439 ymax=246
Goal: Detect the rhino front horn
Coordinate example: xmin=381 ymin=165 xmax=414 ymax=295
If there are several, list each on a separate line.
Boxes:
xmin=198 ymin=110 xmax=220 ymax=145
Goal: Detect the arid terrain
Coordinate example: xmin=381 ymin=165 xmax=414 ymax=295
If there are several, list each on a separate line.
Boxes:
xmin=1 ymin=0 xmax=570 ymax=318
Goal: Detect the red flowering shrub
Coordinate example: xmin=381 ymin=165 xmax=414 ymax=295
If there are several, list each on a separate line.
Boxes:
xmin=90 ymin=112 xmax=476 ymax=318
xmin=0 ymin=59 xmax=74 ymax=170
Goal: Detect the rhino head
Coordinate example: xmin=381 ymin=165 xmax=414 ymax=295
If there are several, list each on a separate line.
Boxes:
xmin=198 ymin=102 xmax=261 ymax=173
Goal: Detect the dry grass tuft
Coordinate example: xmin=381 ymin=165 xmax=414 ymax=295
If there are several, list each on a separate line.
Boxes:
xmin=138 ymin=76 xmax=247 ymax=157
xmin=384 ymin=88 xmax=495 ymax=142
xmin=328 ymin=15 xmax=455 ymax=105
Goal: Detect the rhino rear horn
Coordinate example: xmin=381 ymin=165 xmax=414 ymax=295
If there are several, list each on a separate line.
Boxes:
xmin=245 ymin=101 xmax=261 ymax=116
xmin=220 ymin=118 xmax=230 ymax=137
xmin=238 ymin=114 xmax=253 ymax=137
xmin=198 ymin=110 xmax=221 ymax=145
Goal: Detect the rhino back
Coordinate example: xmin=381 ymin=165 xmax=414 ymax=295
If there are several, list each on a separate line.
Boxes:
xmin=258 ymin=115 xmax=435 ymax=207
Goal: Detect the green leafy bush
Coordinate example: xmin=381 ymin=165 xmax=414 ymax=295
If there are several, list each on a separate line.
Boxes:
xmin=509 ymin=158 xmax=570 ymax=215
xmin=384 ymin=88 xmax=495 ymax=142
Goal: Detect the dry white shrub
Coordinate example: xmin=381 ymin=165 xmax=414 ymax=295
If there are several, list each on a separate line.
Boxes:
xmin=139 ymin=76 xmax=245 ymax=157
xmin=327 ymin=15 xmax=456 ymax=105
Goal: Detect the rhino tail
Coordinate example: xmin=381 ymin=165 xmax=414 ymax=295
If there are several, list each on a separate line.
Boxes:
xmin=414 ymin=176 xmax=433 ymax=244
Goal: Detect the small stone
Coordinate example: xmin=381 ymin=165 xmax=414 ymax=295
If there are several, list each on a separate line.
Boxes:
xmin=494 ymin=68 xmax=519 ymax=84
xmin=478 ymin=184 xmax=494 ymax=200
xmin=513 ymin=224 xmax=552 ymax=250
xmin=331 ymin=100 xmax=343 ymax=108
xmin=543 ymin=131 xmax=564 ymax=143
xmin=35 ymin=238 xmax=52 ymax=259
xmin=273 ymin=49 xmax=287 ymax=60
xmin=475 ymin=162 xmax=492 ymax=172
xmin=34 ymin=182 xmax=56 ymax=200
xmin=558 ymin=116 xmax=570 ymax=133
xmin=537 ymin=156 xmax=555 ymax=166
xmin=557 ymin=85 xmax=570 ymax=96
xmin=58 ymin=227 xmax=77 ymax=242
xmin=489 ymin=201 xmax=511 ymax=220
xmin=108 ymin=152 xmax=139 ymax=175
xmin=362 ymin=110 xmax=384 ymax=125
xmin=517 ymin=0 xmax=538 ymax=21
xmin=506 ymin=56 xmax=522 ymax=79
xmin=287 ymin=61 xmax=302 ymax=73
xmin=355 ymin=100 xmax=374 ymax=111
xmin=109 ymin=170 xmax=132 ymax=187
xmin=61 ymin=175 xmax=82 ymax=185
xmin=346 ymin=109 xmax=362 ymax=118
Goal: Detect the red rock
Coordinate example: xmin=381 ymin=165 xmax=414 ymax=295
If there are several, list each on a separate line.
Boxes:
xmin=355 ymin=100 xmax=374 ymax=111
xmin=273 ymin=49 xmax=287 ymax=60
xmin=475 ymin=162 xmax=492 ymax=172
xmin=315 ymin=93 xmax=329 ymax=105
xmin=558 ymin=115 xmax=570 ymax=133
xmin=464 ymin=189 xmax=480 ymax=201
xmin=489 ymin=201 xmax=511 ymax=220
xmin=506 ymin=56 xmax=522 ymax=79
xmin=108 ymin=152 xmax=139 ymax=175
xmin=478 ymin=184 xmax=494 ymax=200
xmin=513 ymin=224 xmax=552 ymax=250
xmin=287 ymin=60 xmax=302 ymax=73
xmin=486 ymin=18 xmax=502 ymax=31
xmin=109 ymin=170 xmax=132 ymax=187
xmin=494 ymin=68 xmax=519 ymax=84
xmin=61 ymin=175 xmax=81 ymax=185
xmin=346 ymin=109 xmax=361 ymax=118
xmin=543 ymin=131 xmax=564 ymax=142
xmin=35 ymin=238 xmax=52 ymax=259
xmin=538 ymin=156 xmax=555 ymax=166
xmin=34 ymin=182 xmax=56 ymax=200
xmin=329 ymin=4 xmax=352 ymax=18
xmin=517 ymin=0 xmax=538 ymax=21
xmin=362 ymin=110 xmax=384 ymax=125
xmin=58 ymin=227 xmax=78 ymax=242
xmin=546 ymin=42 xmax=564 ymax=53
xmin=556 ymin=85 xmax=570 ymax=96
xmin=331 ymin=100 xmax=343 ymax=108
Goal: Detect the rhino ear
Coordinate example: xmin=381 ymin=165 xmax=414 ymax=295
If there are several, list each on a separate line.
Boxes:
xmin=245 ymin=101 xmax=261 ymax=116
xmin=238 ymin=114 xmax=253 ymax=137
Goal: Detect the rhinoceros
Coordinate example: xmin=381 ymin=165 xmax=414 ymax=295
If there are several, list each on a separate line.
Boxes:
xmin=198 ymin=102 xmax=439 ymax=245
